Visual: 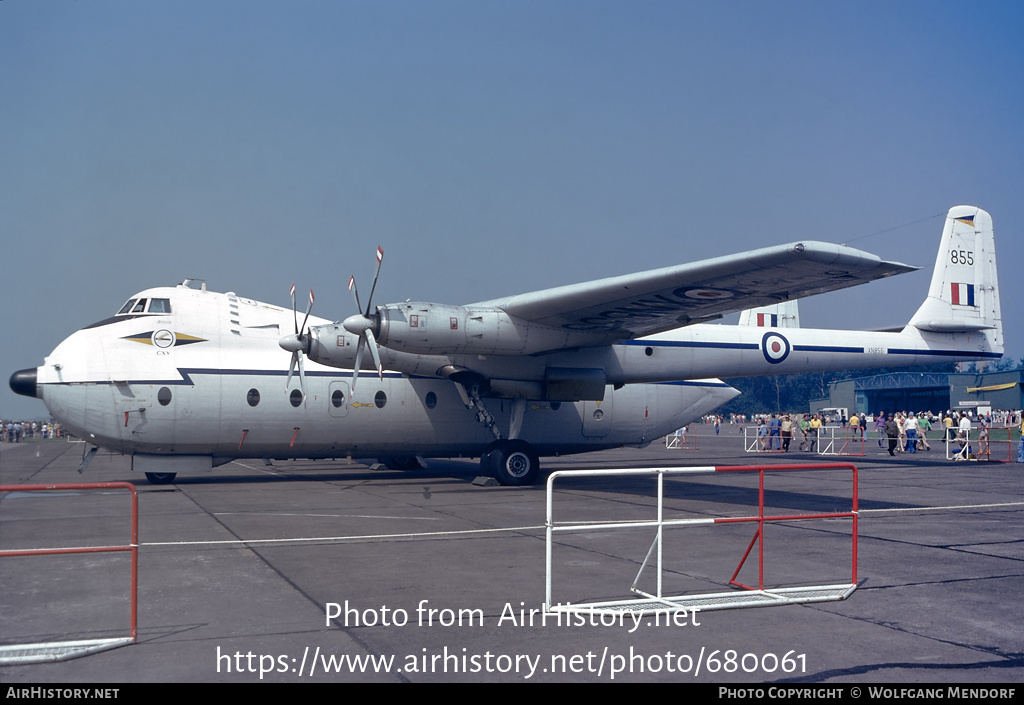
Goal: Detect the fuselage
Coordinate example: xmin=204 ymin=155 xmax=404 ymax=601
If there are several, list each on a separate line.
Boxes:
xmin=19 ymin=283 xmax=738 ymax=465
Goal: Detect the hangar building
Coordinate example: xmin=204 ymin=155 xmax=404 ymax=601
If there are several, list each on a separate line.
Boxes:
xmin=811 ymin=369 xmax=1023 ymax=416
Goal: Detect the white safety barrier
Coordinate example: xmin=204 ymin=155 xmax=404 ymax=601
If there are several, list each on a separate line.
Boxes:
xmin=743 ymin=427 xmax=784 ymax=452
xmin=665 ymin=426 xmax=697 ymax=450
xmin=815 ymin=427 xmax=865 ymax=456
xmin=946 ymin=429 xmax=978 ymax=461
xmin=545 ymin=464 xmax=858 ymax=615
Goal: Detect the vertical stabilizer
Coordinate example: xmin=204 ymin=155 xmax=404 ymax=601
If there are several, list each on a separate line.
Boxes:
xmin=908 ymin=206 xmax=1002 ymax=352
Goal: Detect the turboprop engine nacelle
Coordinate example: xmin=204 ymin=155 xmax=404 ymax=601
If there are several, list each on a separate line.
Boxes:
xmin=370 ymin=302 xmax=574 ymax=356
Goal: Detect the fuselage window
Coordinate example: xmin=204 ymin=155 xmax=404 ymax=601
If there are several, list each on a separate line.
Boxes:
xmin=290 ymin=389 xmax=303 ymax=407
xmin=331 ymin=389 xmax=345 ymax=408
xmin=247 ymin=388 xmax=261 ymax=407
xmin=149 ymin=298 xmax=172 ymax=314
xmin=118 ymin=299 xmax=138 ymax=315
xmin=158 ymin=387 xmax=172 ymax=406
xmin=425 ymin=391 xmax=437 ymax=409
xmin=374 ymin=391 xmax=387 ymax=409
xmin=132 ymin=298 xmax=148 ymax=313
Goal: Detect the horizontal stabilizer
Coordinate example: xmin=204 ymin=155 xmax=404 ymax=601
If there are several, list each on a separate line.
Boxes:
xmin=738 ymin=300 xmax=800 ymax=328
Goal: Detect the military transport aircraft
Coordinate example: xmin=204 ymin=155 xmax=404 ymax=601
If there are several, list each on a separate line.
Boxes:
xmin=10 ymin=206 xmax=1002 ymax=485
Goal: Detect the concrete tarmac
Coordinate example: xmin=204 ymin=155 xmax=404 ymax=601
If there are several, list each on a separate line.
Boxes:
xmin=1 ymin=428 xmax=1022 ymax=684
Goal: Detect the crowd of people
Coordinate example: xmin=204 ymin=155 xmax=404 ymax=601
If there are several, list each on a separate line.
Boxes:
xmin=1 ymin=421 xmax=64 ymax=443
xmin=865 ymin=409 xmax=1021 ymax=459
xmin=684 ymin=409 xmax=1024 ymax=461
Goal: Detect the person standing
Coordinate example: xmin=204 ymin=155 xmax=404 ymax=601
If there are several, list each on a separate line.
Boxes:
xmin=958 ymin=413 xmax=973 ymax=456
xmin=885 ymin=414 xmax=900 ymax=456
xmin=875 ymin=413 xmax=887 ymax=448
xmin=809 ymin=414 xmax=822 ymax=453
xmin=1017 ymin=416 xmax=1024 ymax=463
xmin=768 ymin=414 xmax=781 ymax=450
xmin=905 ymin=413 xmax=919 ymax=453
xmin=918 ymin=414 xmax=932 ymax=451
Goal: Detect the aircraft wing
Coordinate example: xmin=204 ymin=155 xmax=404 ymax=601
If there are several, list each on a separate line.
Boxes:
xmin=472 ymin=241 xmax=916 ymax=341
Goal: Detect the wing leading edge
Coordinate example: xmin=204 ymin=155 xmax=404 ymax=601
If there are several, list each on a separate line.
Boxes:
xmin=471 ymin=241 xmax=916 ymax=342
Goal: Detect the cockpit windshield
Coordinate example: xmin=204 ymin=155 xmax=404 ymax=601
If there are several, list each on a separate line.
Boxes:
xmin=116 ymin=297 xmax=171 ymax=315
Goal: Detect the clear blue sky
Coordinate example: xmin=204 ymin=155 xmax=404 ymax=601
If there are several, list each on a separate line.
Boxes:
xmin=3 ymin=0 xmax=1023 ymax=419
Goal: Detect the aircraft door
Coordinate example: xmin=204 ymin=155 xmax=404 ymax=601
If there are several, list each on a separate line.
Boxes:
xmin=581 ymin=388 xmax=613 ymax=437
xmin=328 ymin=381 xmax=350 ymax=418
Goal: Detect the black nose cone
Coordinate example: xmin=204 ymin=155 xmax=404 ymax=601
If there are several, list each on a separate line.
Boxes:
xmin=10 ymin=368 xmax=38 ymax=399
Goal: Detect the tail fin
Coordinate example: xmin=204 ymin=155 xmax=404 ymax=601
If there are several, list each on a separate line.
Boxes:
xmin=738 ymin=300 xmax=800 ymax=328
xmin=908 ymin=206 xmax=1002 ymax=351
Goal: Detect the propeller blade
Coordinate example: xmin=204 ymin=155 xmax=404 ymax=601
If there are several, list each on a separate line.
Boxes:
xmin=286 ymin=352 xmax=298 ymax=391
xmin=365 ymin=328 xmax=384 ymax=381
xmin=352 ymin=335 xmax=365 ymax=390
xmin=299 ymin=289 xmax=315 ymax=337
xmin=290 ymin=283 xmax=298 ymax=334
xmin=365 ymin=246 xmax=383 ymax=317
xmin=348 ymin=276 xmax=362 ymax=316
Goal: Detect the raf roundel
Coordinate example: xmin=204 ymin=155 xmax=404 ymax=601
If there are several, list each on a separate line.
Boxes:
xmin=761 ymin=331 xmax=791 ymax=364
xmin=681 ymin=288 xmax=735 ymax=301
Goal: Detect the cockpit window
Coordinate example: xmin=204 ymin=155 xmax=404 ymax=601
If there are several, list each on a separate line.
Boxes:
xmin=116 ymin=296 xmax=171 ymax=316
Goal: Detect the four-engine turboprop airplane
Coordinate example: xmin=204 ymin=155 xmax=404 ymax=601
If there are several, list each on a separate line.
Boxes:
xmin=10 ymin=206 xmax=1002 ymax=485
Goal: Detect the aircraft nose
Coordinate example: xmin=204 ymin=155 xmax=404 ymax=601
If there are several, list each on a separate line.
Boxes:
xmin=10 ymin=368 xmax=39 ymax=399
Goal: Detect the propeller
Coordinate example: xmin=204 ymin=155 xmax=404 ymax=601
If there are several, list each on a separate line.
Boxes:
xmin=343 ymin=246 xmax=385 ymax=390
xmin=280 ymin=284 xmax=315 ymax=398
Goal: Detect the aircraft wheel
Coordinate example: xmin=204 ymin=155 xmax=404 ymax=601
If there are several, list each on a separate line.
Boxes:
xmin=145 ymin=472 xmax=177 ymax=485
xmin=382 ymin=457 xmax=421 ymax=471
xmin=483 ymin=439 xmax=539 ymax=486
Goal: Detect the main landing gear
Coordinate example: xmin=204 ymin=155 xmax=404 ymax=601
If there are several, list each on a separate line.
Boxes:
xmin=145 ymin=472 xmax=177 ymax=485
xmin=453 ymin=381 xmax=541 ymax=486
xmin=480 ymin=439 xmax=540 ymax=486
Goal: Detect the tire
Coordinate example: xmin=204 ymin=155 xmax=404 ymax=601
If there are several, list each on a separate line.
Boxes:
xmin=381 ymin=457 xmax=421 ymax=471
xmin=482 ymin=439 xmax=539 ymax=486
xmin=145 ymin=472 xmax=177 ymax=485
